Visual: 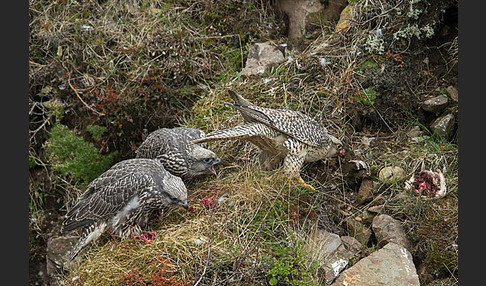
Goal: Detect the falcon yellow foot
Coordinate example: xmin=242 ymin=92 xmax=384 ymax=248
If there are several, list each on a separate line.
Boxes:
xmin=294 ymin=176 xmax=315 ymax=191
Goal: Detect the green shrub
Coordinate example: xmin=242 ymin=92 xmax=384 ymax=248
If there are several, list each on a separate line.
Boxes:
xmin=86 ymin=124 xmax=108 ymax=140
xmin=268 ymin=237 xmax=317 ymax=286
xmin=43 ymin=123 xmax=117 ymax=183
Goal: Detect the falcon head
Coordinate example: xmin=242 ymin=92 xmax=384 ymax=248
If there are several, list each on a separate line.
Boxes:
xmin=328 ymin=135 xmax=346 ymax=159
xmin=187 ymin=145 xmax=221 ymax=177
xmin=164 ymin=175 xmax=188 ymax=208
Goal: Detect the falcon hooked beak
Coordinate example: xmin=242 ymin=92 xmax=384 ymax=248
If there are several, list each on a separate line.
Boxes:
xmin=178 ymin=200 xmax=194 ymax=212
xmin=209 ymin=158 xmax=221 ymax=176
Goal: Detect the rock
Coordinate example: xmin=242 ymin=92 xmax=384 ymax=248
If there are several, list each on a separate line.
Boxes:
xmin=360 ymin=209 xmax=376 ymax=225
xmin=340 ymin=236 xmax=362 ymax=254
xmin=359 ymin=205 xmax=386 ymax=224
xmin=378 ymin=166 xmax=406 ymax=184
xmin=407 ymin=125 xmax=428 ymax=143
xmin=344 ymin=217 xmax=371 ymax=245
xmin=354 ymin=178 xmax=374 ymax=206
xmin=421 ymin=95 xmax=449 ymax=113
xmin=335 ymin=5 xmax=353 ymax=32
xmin=46 ymin=236 xmax=78 ymax=284
xmin=446 ymin=86 xmax=458 ymax=102
xmin=306 ymin=228 xmax=361 ymax=285
xmin=278 ymin=0 xmax=322 ymax=46
xmin=278 ymin=0 xmax=347 ymax=47
xmin=429 ymin=113 xmax=455 ymax=139
xmin=347 ymin=160 xmax=368 ymax=172
xmin=239 ymin=41 xmax=285 ymax=77
xmin=367 ymin=205 xmax=384 ymax=214
xmin=330 ymin=243 xmax=420 ymax=286
xmin=406 ymin=125 xmax=424 ymax=139
xmin=372 ymin=214 xmax=413 ymax=252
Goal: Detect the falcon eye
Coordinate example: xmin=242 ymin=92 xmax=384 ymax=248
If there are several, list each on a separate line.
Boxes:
xmin=203 ymin=158 xmax=213 ymax=164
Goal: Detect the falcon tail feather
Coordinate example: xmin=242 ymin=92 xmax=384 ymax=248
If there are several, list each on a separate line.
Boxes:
xmin=214 ymin=97 xmax=273 ymax=126
xmin=69 ymin=222 xmax=107 ymax=260
xmin=227 ymin=90 xmax=253 ymax=106
xmin=191 ymin=123 xmax=266 ymax=144
xmin=61 ymin=218 xmax=95 ymax=234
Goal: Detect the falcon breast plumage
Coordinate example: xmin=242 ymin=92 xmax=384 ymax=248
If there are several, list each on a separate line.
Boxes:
xmin=61 ymin=158 xmax=188 ymax=259
xmin=191 ymin=90 xmax=345 ymax=190
xmin=135 ymin=127 xmax=220 ymax=180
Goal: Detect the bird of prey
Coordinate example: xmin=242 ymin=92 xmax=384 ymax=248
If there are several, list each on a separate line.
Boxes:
xmin=191 ymin=90 xmax=345 ymax=190
xmin=61 ymin=158 xmax=188 ymax=260
xmin=135 ymin=127 xmax=221 ymax=180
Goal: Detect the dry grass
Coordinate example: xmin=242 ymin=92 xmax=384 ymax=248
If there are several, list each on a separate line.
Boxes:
xmin=59 ymin=161 xmax=324 ymax=285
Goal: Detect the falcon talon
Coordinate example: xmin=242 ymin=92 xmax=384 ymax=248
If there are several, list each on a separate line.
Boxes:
xmin=294 ymin=177 xmax=316 ymax=191
xmin=200 ymin=194 xmax=217 ymax=209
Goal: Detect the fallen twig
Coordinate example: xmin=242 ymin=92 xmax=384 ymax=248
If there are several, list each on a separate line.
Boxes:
xmin=67 ymin=78 xmax=105 ymax=116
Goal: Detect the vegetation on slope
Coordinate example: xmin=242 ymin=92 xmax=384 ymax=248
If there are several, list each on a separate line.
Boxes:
xmin=29 ymin=0 xmax=458 ymax=285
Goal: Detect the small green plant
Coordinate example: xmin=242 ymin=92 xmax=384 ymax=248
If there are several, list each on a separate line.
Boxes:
xmin=29 ymin=156 xmax=37 ymax=169
xmin=43 ymin=122 xmax=117 ymax=183
xmin=44 ymin=98 xmax=64 ymax=120
xmin=268 ymin=237 xmax=317 ymax=286
xmin=354 ymin=86 xmax=376 ymax=106
xmin=358 ymin=60 xmax=379 ymax=71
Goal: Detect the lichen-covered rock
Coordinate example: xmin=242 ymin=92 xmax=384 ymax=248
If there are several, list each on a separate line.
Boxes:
xmin=421 ymin=95 xmax=449 ymax=113
xmin=239 ymin=41 xmax=285 ymax=77
xmin=430 ymin=113 xmax=455 ymax=139
xmin=331 ymin=243 xmax=420 ymax=286
xmin=306 ymin=228 xmax=361 ymax=285
xmin=344 ymin=217 xmax=372 ymax=245
xmin=335 ymin=4 xmax=353 ymax=32
xmin=372 ymin=214 xmax=413 ymax=252
xmin=378 ymin=166 xmax=406 ymax=184
xmin=46 ymin=236 xmax=79 ymax=284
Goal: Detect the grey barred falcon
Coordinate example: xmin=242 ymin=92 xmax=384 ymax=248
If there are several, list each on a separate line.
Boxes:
xmin=61 ymin=158 xmax=188 ymax=260
xmin=135 ymin=127 xmax=221 ymax=180
xmin=191 ymin=90 xmax=345 ymax=190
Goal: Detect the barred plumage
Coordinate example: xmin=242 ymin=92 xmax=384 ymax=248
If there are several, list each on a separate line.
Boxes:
xmin=61 ymin=158 xmax=188 ymax=260
xmin=192 ymin=90 xmax=345 ymax=189
xmin=135 ymin=127 xmax=220 ymax=180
